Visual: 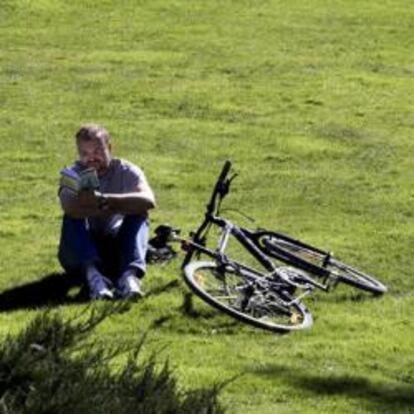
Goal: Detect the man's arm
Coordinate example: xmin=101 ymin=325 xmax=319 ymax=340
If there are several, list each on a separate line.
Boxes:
xmin=103 ymin=178 xmax=156 ymax=215
xmin=59 ymin=178 xmax=156 ymax=218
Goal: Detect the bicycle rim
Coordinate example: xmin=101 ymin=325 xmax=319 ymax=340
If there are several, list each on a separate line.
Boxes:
xmin=183 ymin=261 xmax=313 ymax=333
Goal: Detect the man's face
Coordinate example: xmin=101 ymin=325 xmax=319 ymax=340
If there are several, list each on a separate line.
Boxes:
xmin=77 ymin=136 xmax=112 ymax=176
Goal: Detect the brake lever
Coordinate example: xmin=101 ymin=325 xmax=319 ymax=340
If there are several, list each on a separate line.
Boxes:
xmin=217 ymin=173 xmax=238 ymax=197
xmin=228 ymin=172 xmax=238 ymax=183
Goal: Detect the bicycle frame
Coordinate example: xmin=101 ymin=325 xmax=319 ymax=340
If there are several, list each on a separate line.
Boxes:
xmin=179 ymin=160 xmax=337 ymax=293
xmin=182 ymin=208 xmax=322 ymax=289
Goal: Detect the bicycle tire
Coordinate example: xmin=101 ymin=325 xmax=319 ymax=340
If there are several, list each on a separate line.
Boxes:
xmin=255 ymin=232 xmax=387 ymax=295
xmin=183 ymin=261 xmax=313 ymax=333
xmin=328 ymin=258 xmax=388 ymax=294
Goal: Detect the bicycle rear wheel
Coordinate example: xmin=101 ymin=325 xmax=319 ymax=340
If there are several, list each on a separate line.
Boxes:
xmin=256 ymin=232 xmax=387 ymax=294
xmin=183 ymin=261 xmax=313 ymax=333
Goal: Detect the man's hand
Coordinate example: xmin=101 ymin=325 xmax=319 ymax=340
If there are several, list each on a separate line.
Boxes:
xmin=60 ymin=189 xmax=109 ymax=218
xmin=77 ymin=190 xmax=100 ymax=210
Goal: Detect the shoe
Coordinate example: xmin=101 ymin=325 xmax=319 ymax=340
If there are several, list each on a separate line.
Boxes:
xmin=118 ymin=273 xmax=144 ymax=300
xmin=87 ymin=272 xmax=114 ymax=300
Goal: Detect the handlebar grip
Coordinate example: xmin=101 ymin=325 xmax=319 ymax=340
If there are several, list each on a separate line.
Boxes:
xmin=217 ymin=160 xmax=232 ymax=183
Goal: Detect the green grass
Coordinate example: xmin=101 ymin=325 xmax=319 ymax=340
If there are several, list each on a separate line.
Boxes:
xmin=1 ymin=0 xmax=413 ymax=412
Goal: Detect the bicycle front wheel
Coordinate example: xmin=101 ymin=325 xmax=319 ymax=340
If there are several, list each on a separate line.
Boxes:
xmin=256 ymin=232 xmax=387 ymax=295
xmin=183 ymin=261 xmax=313 ymax=333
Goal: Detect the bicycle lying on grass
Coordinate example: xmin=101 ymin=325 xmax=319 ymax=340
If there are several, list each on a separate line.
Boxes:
xmin=166 ymin=161 xmax=387 ymax=333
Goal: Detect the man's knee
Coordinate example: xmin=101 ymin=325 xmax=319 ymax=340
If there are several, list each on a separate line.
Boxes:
xmin=118 ymin=215 xmax=149 ymax=240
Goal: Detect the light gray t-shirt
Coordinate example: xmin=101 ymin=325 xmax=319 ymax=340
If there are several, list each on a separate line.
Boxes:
xmin=59 ymin=158 xmax=146 ymax=235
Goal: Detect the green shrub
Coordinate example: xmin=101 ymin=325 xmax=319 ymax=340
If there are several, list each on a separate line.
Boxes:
xmin=0 ymin=304 xmax=225 ymax=414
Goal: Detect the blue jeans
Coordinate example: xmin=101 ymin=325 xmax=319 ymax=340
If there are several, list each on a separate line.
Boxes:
xmin=58 ymin=215 xmax=149 ymax=281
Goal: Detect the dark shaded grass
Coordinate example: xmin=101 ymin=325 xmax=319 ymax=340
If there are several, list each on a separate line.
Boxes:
xmin=250 ymin=363 xmax=414 ymax=413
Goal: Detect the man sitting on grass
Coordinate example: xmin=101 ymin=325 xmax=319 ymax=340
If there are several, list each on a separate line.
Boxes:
xmin=58 ymin=124 xmax=156 ymax=300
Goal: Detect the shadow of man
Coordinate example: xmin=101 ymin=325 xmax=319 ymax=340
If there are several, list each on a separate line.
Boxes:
xmin=0 ymin=273 xmax=87 ymax=311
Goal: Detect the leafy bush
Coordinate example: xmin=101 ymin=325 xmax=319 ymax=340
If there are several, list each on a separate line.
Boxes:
xmin=0 ymin=304 xmax=225 ymax=414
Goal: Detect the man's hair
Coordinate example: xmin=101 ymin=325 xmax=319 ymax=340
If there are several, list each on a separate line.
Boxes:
xmin=76 ymin=124 xmax=111 ymax=144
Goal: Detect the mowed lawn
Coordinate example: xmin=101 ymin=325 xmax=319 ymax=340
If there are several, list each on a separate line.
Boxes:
xmin=0 ymin=1 xmax=413 ymax=412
